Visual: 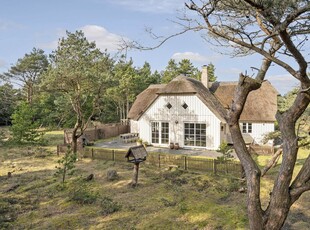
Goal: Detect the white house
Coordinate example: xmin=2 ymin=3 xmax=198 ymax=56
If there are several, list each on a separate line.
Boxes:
xmin=128 ymin=67 xmax=278 ymax=150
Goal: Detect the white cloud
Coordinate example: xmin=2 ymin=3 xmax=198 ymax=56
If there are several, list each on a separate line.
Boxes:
xmin=80 ymin=25 xmax=128 ymax=52
xmin=106 ymin=0 xmax=183 ymax=13
xmin=0 ymin=59 xmax=6 ymax=68
xmin=38 ymin=25 xmax=128 ymax=52
xmin=267 ymin=74 xmax=299 ymax=95
xmin=171 ymin=52 xmax=212 ymax=63
xmin=0 ymin=20 xmax=24 ymax=30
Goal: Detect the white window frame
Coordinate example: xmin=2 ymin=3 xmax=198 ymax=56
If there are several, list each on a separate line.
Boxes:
xmin=184 ymin=122 xmax=207 ymax=147
xmin=242 ymin=122 xmax=252 ymax=133
xmin=151 ymin=121 xmax=169 ymax=144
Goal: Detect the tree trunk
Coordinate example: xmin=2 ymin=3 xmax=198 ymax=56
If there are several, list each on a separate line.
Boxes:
xmin=225 ymin=74 xmax=265 ymax=229
xmin=131 ymin=163 xmax=140 ymax=187
xmin=71 ymin=128 xmax=79 ymax=154
xmin=263 ymin=117 xmax=299 ymax=228
xmin=71 ymin=119 xmax=82 ymax=154
xmin=229 ymin=125 xmax=264 ymax=230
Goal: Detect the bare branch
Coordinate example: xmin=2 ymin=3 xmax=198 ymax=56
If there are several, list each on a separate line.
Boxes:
xmin=121 ymin=28 xmax=194 ymax=51
xmin=290 ymin=181 xmax=310 ymax=204
xmin=279 ymin=4 xmax=310 ymax=31
xmin=261 ymin=148 xmax=283 ymax=177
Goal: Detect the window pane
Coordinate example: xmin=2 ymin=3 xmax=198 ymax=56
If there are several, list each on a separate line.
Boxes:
xmin=242 ymin=123 xmax=247 ymax=133
xmin=151 ymin=122 xmax=159 ymax=143
xmin=184 ymin=123 xmax=206 ymax=147
xmin=248 ymin=123 xmax=252 ymax=133
xmin=161 ymin=122 xmax=169 ymax=144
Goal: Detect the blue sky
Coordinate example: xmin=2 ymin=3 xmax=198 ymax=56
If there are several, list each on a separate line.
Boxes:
xmin=0 ymin=0 xmax=301 ymax=94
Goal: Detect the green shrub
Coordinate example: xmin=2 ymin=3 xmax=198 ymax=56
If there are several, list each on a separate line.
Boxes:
xmin=217 ymin=142 xmax=234 ymax=162
xmin=10 ymin=102 xmax=45 ymax=144
xmin=0 ymin=200 xmax=17 ymax=228
xmin=100 ymin=196 xmax=121 ymax=216
xmin=54 ymin=146 xmax=77 ymax=186
xmin=69 ymin=184 xmax=99 ymax=205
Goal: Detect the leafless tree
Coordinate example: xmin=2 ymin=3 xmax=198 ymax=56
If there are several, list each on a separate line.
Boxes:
xmin=125 ymin=1 xmax=310 ymax=229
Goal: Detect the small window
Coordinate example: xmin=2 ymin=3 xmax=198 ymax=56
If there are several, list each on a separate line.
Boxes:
xmin=182 ymin=102 xmax=188 ymax=109
xmin=248 ymin=123 xmax=252 ymax=133
xmin=166 ymin=103 xmax=172 ymax=109
xmin=242 ymin=123 xmax=247 ymax=133
xmin=242 ymin=123 xmax=252 ymax=133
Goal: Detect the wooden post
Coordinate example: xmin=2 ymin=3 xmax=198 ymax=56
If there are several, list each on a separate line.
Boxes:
xmin=112 ymin=150 xmax=115 ymax=161
xmin=158 ymin=154 xmax=161 ymax=168
xmin=184 ymin=156 xmax=188 ymax=170
xmin=57 ymin=145 xmax=59 ymax=156
xmin=131 ymin=162 xmax=140 ymax=187
xmin=213 ymin=160 xmax=217 ymax=175
xmin=91 ymin=148 xmax=94 ymax=159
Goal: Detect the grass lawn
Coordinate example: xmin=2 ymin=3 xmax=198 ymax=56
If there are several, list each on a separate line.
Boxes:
xmin=0 ymin=130 xmax=309 ymax=229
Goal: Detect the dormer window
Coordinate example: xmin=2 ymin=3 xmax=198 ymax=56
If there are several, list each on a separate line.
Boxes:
xmin=182 ymin=102 xmax=188 ymax=109
xmin=166 ymin=102 xmax=172 ymax=109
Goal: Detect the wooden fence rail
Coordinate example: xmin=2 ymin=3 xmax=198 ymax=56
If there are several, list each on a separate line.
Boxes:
xmin=75 ymin=147 xmax=243 ymax=177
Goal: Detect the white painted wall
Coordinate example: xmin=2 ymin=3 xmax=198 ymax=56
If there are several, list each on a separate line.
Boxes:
xmin=135 ymin=94 xmax=222 ymax=150
xmin=240 ymin=122 xmax=275 ymax=144
xmin=130 ymin=120 xmax=139 ymax=133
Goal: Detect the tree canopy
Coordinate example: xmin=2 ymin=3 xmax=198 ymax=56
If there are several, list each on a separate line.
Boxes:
xmin=0 ymin=48 xmax=48 ymax=104
xmin=42 ymin=30 xmax=114 ymax=152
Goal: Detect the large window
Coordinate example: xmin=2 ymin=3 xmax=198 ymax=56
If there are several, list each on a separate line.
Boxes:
xmin=184 ymin=123 xmax=206 ymax=147
xmin=242 ymin=123 xmax=252 ymax=133
xmin=151 ymin=122 xmax=169 ymax=144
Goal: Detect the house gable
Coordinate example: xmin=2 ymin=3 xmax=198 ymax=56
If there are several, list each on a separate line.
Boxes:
xmin=128 ymin=75 xmax=226 ymax=122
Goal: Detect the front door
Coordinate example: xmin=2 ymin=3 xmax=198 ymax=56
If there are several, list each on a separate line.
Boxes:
xmin=151 ymin=122 xmax=169 ymax=145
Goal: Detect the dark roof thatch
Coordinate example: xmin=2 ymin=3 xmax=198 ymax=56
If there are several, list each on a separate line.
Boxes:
xmin=127 ymin=84 xmax=165 ymax=120
xmin=128 ymin=76 xmax=278 ymax=122
xmin=210 ymin=81 xmax=278 ymax=122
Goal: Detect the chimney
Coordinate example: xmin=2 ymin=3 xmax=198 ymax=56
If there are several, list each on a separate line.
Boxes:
xmin=201 ymin=65 xmax=209 ymax=88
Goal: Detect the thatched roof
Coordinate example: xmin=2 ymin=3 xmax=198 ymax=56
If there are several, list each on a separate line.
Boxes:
xmin=210 ymin=81 xmax=278 ymax=122
xmin=127 ymin=84 xmax=165 ymax=120
xmin=128 ymin=76 xmax=278 ymax=122
xmin=128 ymin=76 xmax=226 ymax=121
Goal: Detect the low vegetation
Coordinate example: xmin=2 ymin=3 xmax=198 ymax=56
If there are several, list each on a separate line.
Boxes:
xmin=0 ymin=131 xmax=309 ymax=229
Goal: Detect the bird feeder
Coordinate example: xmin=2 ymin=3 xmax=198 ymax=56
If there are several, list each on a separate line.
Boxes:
xmin=125 ymin=145 xmax=147 ymax=187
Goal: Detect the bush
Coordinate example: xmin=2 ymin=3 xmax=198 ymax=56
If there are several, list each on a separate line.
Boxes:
xmin=100 ymin=196 xmax=121 ymax=215
xmin=217 ymin=142 xmax=234 ymax=162
xmin=69 ymin=184 xmax=99 ymax=205
xmin=10 ymin=102 xmax=45 ymax=144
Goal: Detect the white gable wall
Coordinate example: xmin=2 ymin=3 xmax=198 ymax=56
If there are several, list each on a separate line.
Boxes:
xmin=240 ymin=121 xmax=275 ymax=144
xmin=136 ymin=94 xmax=222 ymax=150
xmin=130 ymin=120 xmax=139 ymax=134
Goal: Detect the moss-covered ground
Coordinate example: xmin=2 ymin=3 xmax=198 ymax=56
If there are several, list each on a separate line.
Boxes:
xmin=0 ymin=130 xmax=309 ymax=229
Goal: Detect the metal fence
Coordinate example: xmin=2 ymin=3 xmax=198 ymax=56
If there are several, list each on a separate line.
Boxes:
xmin=80 ymin=147 xmax=243 ymax=177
